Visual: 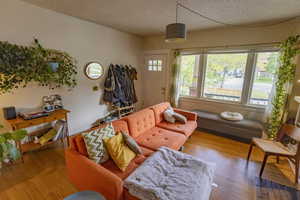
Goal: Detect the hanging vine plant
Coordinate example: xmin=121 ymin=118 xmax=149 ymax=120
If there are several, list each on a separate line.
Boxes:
xmin=266 ymin=35 xmax=300 ymax=139
xmin=170 ymin=50 xmax=180 ymax=107
xmin=0 ymin=39 xmax=77 ymax=94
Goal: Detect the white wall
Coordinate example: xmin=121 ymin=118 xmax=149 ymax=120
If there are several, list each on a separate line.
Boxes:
xmin=0 ymin=0 xmax=143 ymax=134
xmin=143 ymin=20 xmax=300 ymax=121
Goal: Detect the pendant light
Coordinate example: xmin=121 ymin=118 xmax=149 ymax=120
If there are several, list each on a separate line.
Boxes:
xmin=165 ymin=1 xmax=186 ymax=43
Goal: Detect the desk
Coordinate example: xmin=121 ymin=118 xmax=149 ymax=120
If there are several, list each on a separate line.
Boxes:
xmin=6 ymin=109 xmax=70 ymax=162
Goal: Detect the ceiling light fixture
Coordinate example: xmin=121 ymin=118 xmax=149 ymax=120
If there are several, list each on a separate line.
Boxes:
xmin=165 ymin=1 xmax=186 ymax=43
xmin=165 ymin=1 xmax=300 ymax=43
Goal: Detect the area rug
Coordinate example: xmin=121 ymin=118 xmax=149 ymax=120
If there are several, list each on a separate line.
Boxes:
xmin=255 ymin=177 xmax=300 ymax=200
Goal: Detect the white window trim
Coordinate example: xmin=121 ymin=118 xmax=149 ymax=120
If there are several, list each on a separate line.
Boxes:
xmin=179 ymin=47 xmax=279 ymax=108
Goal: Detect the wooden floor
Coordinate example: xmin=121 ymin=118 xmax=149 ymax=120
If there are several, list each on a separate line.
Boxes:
xmin=0 ymin=131 xmax=297 ymax=200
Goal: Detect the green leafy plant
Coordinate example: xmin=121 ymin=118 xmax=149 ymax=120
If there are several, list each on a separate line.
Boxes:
xmin=0 ymin=126 xmax=27 ymax=168
xmin=266 ymin=35 xmax=300 ymax=139
xmin=0 ymin=39 xmax=77 ymax=94
xmin=170 ymin=50 xmax=180 ymax=107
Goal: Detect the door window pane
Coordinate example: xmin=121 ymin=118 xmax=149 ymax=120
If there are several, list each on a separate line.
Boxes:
xmin=203 ymin=53 xmax=248 ymax=102
xmin=147 ymin=59 xmax=163 ymax=72
xmin=179 ymin=55 xmax=200 ymax=97
xmin=249 ymin=52 xmax=279 ymax=105
xmin=158 ymin=60 xmax=162 ymax=66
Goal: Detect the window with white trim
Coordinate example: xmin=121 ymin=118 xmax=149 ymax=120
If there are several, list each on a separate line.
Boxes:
xmin=179 ymin=48 xmax=280 ymax=107
xmin=249 ymin=52 xmax=279 ymax=105
xmin=179 ymin=55 xmax=200 ymax=97
xmin=203 ymin=53 xmax=248 ymax=102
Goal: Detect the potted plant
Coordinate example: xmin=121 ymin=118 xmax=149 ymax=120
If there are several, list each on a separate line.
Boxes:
xmin=0 ymin=125 xmax=27 ymax=168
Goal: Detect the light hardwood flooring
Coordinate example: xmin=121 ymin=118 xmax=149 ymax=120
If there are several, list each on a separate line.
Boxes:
xmin=0 ymin=131 xmax=297 ymax=200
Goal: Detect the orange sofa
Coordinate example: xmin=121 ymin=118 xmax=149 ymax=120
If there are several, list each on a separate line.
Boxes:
xmin=65 ymin=102 xmax=197 ymax=200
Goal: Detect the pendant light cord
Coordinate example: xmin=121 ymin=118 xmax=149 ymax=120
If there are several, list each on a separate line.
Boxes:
xmin=177 ymin=2 xmax=300 ymax=28
xmin=176 ymin=0 xmax=179 ymax=23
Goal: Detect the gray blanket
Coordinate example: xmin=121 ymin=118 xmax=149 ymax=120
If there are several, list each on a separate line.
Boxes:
xmin=124 ymin=147 xmax=215 ymax=200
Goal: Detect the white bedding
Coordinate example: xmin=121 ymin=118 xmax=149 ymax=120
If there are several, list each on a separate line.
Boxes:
xmin=124 ymin=147 xmax=215 ymax=200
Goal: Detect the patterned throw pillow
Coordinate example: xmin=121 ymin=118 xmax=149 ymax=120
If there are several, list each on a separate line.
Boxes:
xmin=83 ymin=123 xmax=115 ymax=164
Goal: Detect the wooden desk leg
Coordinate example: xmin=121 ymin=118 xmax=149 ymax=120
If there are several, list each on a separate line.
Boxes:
xmin=260 ymin=154 xmax=269 ymax=178
xmin=295 ymin=159 xmax=299 ymax=184
xmin=17 ymin=141 xmax=24 ymax=163
xmin=276 ymin=155 xmax=280 ymax=164
xmin=247 ymin=142 xmax=254 ymax=162
xmin=65 ymin=115 xmax=70 ymax=147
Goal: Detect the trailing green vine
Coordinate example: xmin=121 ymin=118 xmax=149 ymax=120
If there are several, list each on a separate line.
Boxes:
xmin=0 ymin=39 xmax=77 ymax=94
xmin=170 ymin=50 xmax=180 ymax=107
xmin=266 ymin=35 xmax=300 ymax=139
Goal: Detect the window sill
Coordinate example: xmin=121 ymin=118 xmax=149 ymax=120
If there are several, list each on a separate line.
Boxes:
xmin=179 ymin=96 xmax=266 ymax=112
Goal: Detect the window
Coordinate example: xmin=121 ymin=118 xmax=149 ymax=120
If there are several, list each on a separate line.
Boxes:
xmin=203 ymin=53 xmax=248 ymax=102
xmin=249 ymin=52 xmax=279 ymax=105
xmin=179 ymin=48 xmax=280 ymax=107
xmin=179 ymin=55 xmax=199 ymax=97
xmin=148 ymin=59 xmax=163 ymax=71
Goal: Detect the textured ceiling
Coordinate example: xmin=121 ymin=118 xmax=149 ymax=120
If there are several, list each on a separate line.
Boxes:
xmin=21 ymin=0 xmax=300 ymax=36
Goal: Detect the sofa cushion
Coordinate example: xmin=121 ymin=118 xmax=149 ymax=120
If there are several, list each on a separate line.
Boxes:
xmin=195 ymin=110 xmax=263 ymax=131
xmin=103 ymin=132 xmax=136 ymax=171
xmin=112 ymin=120 xmax=130 ymax=133
xmin=83 ymin=123 xmax=115 ymax=164
xmin=102 ymin=154 xmax=147 ymax=180
xmin=122 ymin=131 xmax=142 ymax=154
xmin=74 ymin=135 xmax=89 ymax=156
xmin=135 ymin=127 xmax=186 ymax=151
xmin=125 ymin=109 xmax=156 ymax=138
xmin=163 ymin=107 xmax=176 ymax=123
xmin=173 ymin=112 xmax=187 ymax=124
xmin=101 ymin=158 xmax=139 ymax=180
xmin=194 ymin=110 xmax=264 ymax=140
xmin=157 ymin=120 xmax=197 ymax=137
xmin=71 ymin=120 xmax=129 ymax=157
xmin=140 ymin=146 xmax=155 ymax=157
xmin=151 ymin=102 xmax=171 ymax=124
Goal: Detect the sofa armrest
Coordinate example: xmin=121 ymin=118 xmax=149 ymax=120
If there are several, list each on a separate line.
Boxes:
xmin=173 ymin=108 xmax=197 ymax=121
xmin=65 ymin=149 xmax=123 ymax=200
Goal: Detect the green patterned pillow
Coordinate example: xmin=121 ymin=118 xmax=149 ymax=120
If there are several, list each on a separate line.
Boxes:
xmin=83 ymin=123 xmax=115 ymax=163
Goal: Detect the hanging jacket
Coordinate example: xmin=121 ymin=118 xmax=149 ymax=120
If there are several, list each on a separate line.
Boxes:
xmin=103 ymin=64 xmax=138 ymax=107
xmin=103 ymin=64 xmax=116 ymax=104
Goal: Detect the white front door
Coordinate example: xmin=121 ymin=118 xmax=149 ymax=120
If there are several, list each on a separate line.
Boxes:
xmin=143 ymin=55 xmax=168 ymax=107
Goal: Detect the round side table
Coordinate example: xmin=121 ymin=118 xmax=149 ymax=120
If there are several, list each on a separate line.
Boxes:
xmin=64 ymin=191 xmax=106 ymax=200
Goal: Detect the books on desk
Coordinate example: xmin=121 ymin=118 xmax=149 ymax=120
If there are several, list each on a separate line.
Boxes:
xmin=19 ymin=111 xmax=49 ymax=120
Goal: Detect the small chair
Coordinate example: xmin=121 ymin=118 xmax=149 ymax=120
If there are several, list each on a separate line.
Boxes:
xmin=247 ymin=124 xmax=300 ymax=183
